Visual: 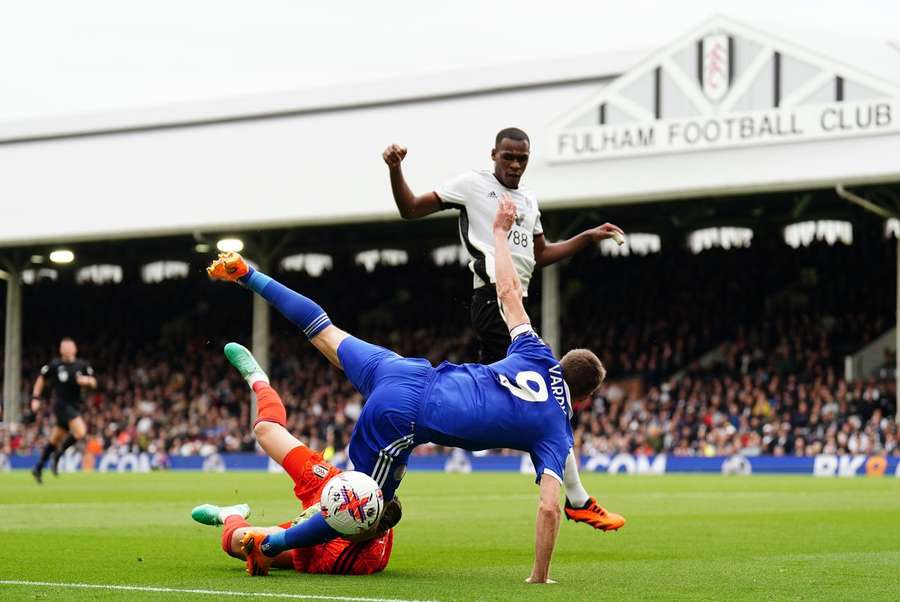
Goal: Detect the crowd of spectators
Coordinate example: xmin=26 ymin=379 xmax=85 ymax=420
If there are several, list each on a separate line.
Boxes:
xmin=571 ymin=242 xmax=899 ymax=458
xmin=1 ymin=240 xmax=897 ymax=463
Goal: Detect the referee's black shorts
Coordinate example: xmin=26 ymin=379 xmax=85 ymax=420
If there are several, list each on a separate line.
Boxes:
xmin=53 ymin=402 xmax=82 ymax=428
xmin=470 ymin=284 xmax=525 ymax=364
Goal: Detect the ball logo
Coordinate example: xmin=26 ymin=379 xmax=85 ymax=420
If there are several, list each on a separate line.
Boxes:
xmin=336 ymin=485 xmax=372 ymax=524
xmin=321 ymin=471 xmax=383 ymax=535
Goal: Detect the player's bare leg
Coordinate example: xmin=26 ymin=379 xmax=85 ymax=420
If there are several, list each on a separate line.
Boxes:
xmin=208 ymin=252 xmax=350 ymax=369
xmin=309 ymin=325 xmax=350 ymax=369
xmin=49 ymin=426 xmax=66 ymax=447
xmin=68 ymin=416 xmax=87 ymax=439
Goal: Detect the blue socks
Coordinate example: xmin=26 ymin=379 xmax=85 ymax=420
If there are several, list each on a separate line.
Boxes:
xmin=260 ymin=512 xmax=341 ymax=556
xmin=239 ymin=267 xmax=332 ymax=339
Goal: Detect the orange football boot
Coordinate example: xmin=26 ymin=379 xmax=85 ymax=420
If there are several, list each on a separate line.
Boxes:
xmin=240 ymin=532 xmax=274 ymax=576
xmin=207 ymin=252 xmax=249 ymax=282
xmin=564 ymin=497 xmax=626 ymax=532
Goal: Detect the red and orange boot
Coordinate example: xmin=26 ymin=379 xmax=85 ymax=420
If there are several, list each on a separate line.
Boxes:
xmin=207 ymin=252 xmax=249 ymax=282
xmin=564 ymin=497 xmax=626 ymax=532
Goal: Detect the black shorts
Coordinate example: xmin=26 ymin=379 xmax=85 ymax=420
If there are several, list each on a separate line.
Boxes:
xmin=470 ymin=285 xmax=522 ymax=364
xmin=53 ymin=403 xmax=82 ymax=428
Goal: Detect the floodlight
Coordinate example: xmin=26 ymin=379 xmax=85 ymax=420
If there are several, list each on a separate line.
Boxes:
xmin=216 ymin=238 xmax=244 ymax=253
xmin=49 ymin=250 xmax=74 ymax=264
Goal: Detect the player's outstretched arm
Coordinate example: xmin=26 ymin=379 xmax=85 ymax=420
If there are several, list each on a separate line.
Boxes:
xmin=383 ymin=144 xmax=443 ymax=219
xmin=527 ymin=474 xmax=562 ymax=584
xmin=533 ymin=223 xmax=625 ymax=267
xmin=492 ymin=194 xmax=530 ymax=331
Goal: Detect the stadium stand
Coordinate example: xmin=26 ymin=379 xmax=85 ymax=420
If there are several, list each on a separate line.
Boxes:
xmin=570 ymin=241 xmax=898 ymax=458
xmin=1 ymin=239 xmax=897 ymax=461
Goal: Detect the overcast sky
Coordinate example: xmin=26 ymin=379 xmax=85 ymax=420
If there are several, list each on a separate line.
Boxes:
xmin=1 ymin=0 xmax=898 ymax=122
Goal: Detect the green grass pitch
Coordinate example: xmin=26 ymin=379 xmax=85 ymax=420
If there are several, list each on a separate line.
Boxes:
xmin=1 ymin=470 xmax=898 ymax=601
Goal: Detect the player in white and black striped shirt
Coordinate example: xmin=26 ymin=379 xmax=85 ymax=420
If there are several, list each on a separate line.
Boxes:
xmin=384 ymin=127 xmax=623 ymax=363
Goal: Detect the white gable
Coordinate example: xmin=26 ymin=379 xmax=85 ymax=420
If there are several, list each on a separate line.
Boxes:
xmin=549 ymin=16 xmax=900 ymax=162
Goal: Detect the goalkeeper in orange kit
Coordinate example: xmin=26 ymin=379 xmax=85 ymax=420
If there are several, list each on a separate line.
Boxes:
xmin=191 ymin=343 xmax=400 ymax=576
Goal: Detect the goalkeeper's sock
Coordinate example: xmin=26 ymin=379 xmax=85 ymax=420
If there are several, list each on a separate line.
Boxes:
xmin=238 ymin=267 xmax=332 ymax=339
xmin=260 ymin=513 xmax=339 ymax=557
xmin=564 ymin=450 xmax=590 ymax=507
xmin=222 ymin=342 xmax=285 ymax=426
xmin=252 ymin=382 xmax=286 ymax=428
xmin=222 ymin=515 xmax=250 ymax=558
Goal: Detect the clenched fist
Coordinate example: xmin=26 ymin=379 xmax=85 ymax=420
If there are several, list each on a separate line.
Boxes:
xmin=382 ymin=144 xmax=407 ymax=168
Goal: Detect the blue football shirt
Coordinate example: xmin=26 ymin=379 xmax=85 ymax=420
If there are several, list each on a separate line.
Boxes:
xmin=419 ymin=326 xmax=574 ymax=483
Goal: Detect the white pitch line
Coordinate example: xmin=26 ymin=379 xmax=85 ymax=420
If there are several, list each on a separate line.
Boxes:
xmin=0 ymin=580 xmax=439 ymax=602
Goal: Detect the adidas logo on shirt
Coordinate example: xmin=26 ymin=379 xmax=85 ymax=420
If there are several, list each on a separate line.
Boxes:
xmin=487 ymin=191 xmax=498 ymax=199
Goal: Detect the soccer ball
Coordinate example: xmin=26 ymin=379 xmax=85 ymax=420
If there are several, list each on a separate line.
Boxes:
xmin=320 ymin=471 xmax=384 ymax=535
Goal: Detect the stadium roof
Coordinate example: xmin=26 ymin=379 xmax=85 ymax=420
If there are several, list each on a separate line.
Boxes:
xmin=0 ymin=48 xmax=647 ymax=144
xmin=0 ymin=15 xmax=898 ymax=251
xmin=2 ymin=16 xmax=899 ymax=144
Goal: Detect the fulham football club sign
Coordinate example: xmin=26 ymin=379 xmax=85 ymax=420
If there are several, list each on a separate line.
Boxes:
xmin=548 ymin=17 xmax=900 ymax=162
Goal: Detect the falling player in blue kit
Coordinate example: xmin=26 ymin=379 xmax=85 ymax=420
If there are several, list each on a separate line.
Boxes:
xmin=207 ymin=195 xmax=624 ymax=583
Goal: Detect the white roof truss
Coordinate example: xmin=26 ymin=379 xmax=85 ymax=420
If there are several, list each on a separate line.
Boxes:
xmin=552 ymin=15 xmax=900 ymax=129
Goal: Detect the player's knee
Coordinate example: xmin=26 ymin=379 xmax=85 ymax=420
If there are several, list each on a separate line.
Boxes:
xmin=253 ymin=420 xmax=278 ymax=442
xmin=538 ymin=501 xmax=561 ymax=521
xmin=310 ymin=326 xmax=350 ymax=369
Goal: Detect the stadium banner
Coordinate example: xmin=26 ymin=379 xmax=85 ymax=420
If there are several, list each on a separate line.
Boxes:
xmin=4 ymin=452 xmax=900 ymax=477
xmin=549 ymin=100 xmax=899 ymax=162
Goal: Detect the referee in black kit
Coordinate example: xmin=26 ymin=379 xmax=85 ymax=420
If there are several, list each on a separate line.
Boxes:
xmin=30 ymin=337 xmax=97 ymax=483
xmin=383 ymin=127 xmax=625 ymax=362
